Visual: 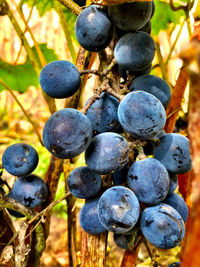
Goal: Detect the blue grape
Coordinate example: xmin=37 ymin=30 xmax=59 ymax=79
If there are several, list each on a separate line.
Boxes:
xmin=11 ymin=175 xmax=48 ymax=208
xmin=7 ymin=191 xmax=25 ymax=218
xmin=39 ymin=60 xmax=81 ymax=99
xmin=163 ymin=193 xmax=189 ymax=222
xmin=67 ymin=166 xmax=101 ymax=199
xmin=108 ymin=2 xmax=152 ymax=31
xmin=85 ymin=132 xmax=129 ymax=174
xmin=2 ymin=143 xmax=38 ymax=176
xmin=98 ymin=186 xmax=140 ymax=233
xmin=129 ymin=74 xmax=171 ymax=109
xmin=79 ymin=197 xmax=107 ymax=234
xmin=117 ymin=91 xmax=166 ymax=140
xmin=114 ymin=233 xmax=135 ymax=249
xmin=153 ymin=133 xmax=192 ymax=174
xmin=85 ymin=93 xmax=121 ymax=134
xmin=43 ymin=108 xmax=92 ymax=159
xmin=127 ymin=158 xmax=169 ymax=205
xmin=114 ymin=32 xmax=155 ymax=72
xmin=112 ymin=163 xmax=128 ymax=185
xmin=168 ymin=173 xmax=178 ymax=194
xmin=140 ymin=203 xmax=185 ymax=249
xmin=75 ymin=5 xmax=113 ymax=52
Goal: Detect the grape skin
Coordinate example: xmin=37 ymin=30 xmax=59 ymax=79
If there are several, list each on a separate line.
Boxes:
xmin=10 ymin=175 xmax=48 ymax=208
xmin=67 ymin=166 xmax=101 ymax=199
xmin=79 ymin=197 xmax=107 ymax=234
xmin=163 ymin=193 xmax=189 ymax=222
xmin=153 ymin=133 xmax=192 ymax=174
xmin=117 ymin=91 xmax=166 ymax=140
xmin=129 ymin=74 xmax=171 ymax=109
xmin=114 ymin=32 xmax=155 ymax=72
xmin=140 ymin=203 xmax=185 ymax=249
xmin=39 ymin=60 xmax=81 ymax=99
xmin=85 ymin=93 xmax=121 ymax=135
xmin=75 ymin=5 xmax=113 ymax=52
xmin=43 ymin=108 xmax=93 ymax=159
xmin=98 ymin=186 xmax=140 ymax=233
xmin=127 ymin=158 xmax=169 ymax=205
xmin=85 ymin=132 xmax=129 ymax=174
xmin=108 ymin=2 xmax=152 ymax=31
xmin=2 ymin=143 xmax=38 ymax=177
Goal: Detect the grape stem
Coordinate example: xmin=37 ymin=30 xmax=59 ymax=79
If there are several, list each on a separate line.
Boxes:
xmin=57 ymin=0 xmax=82 ymax=16
xmin=79 ymin=58 xmax=117 ymax=77
xmin=81 ymin=78 xmax=124 ymax=114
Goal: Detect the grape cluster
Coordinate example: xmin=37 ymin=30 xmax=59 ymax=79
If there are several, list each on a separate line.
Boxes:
xmin=2 ymin=143 xmax=48 ymax=217
xmin=1 ymin=0 xmax=192 ymax=260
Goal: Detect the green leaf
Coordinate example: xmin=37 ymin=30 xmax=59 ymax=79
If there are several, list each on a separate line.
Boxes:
xmin=152 ymin=0 xmax=184 ymax=36
xmin=32 ymin=43 xmax=58 ymax=68
xmin=0 ymin=44 xmax=58 ymax=93
xmin=0 ymin=60 xmax=38 ymax=93
xmin=23 ymin=0 xmax=54 ymax=16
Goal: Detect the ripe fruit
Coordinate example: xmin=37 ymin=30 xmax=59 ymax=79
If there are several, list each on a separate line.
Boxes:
xmin=85 ymin=132 xmax=129 ymax=174
xmin=67 ymin=166 xmax=101 ymax=199
xmin=85 ymin=92 xmax=121 ymax=135
xmin=11 ymin=174 xmax=48 ymax=208
xmin=127 ymin=158 xmax=169 ymax=205
xmin=129 ymin=74 xmax=171 ymax=109
xmin=75 ymin=5 xmax=113 ymax=52
xmin=79 ymin=197 xmax=107 ymax=234
xmin=114 ymin=32 xmax=155 ymax=72
xmin=43 ymin=108 xmax=93 ymax=159
xmin=98 ymin=186 xmax=140 ymax=233
xmin=117 ymin=91 xmax=166 ymax=140
xmin=153 ymin=133 xmax=192 ymax=174
xmin=39 ymin=60 xmax=81 ymax=99
xmin=140 ymin=203 xmax=185 ymax=249
xmin=108 ymin=2 xmax=152 ymax=31
xmin=2 ymin=143 xmax=38 ymax=176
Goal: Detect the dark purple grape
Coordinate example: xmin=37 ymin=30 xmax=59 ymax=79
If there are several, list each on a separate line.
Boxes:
xmin=114 ymin=32 xmax=155 ymax=72
xmin=140 ymin=203 xmax=185 ymax=249
xmin=128 ymin=158 xmax=169 ymax=205
xmin=2 ymin=143 xmax=38 ymax=177
xmin=108 ymin=2 xmax=152 ymax=31
xmin=153 ymin=133 xmax=192 ymax=174
xmin=85 ymin=93 xmax=121 ymax=135
xmin=43 ymin=108 xmax=92 ymax=159
xmin=39 ymin=60 xmax=81 ymax=99
xmin=11 ymin=175 xmax=48 ymax=208
xmin=118 ymin=91 xmax=166 ymax=140
xmin=85 ymin=132 xmax=129 ymax=174
xmin=79 ymin=197 xmax=107 ymax=234
xmin=129 ymin=74 xmax=171 ymax=109
xmin=67 ymin=167 xmax=101 ymax=199
xmin=98 ymin=186 xmax=140 ymax=233
xmin=163 ymin=193 xmax=189 ymax=222
xmin=75 ymin=5 xmax=113 ymax=52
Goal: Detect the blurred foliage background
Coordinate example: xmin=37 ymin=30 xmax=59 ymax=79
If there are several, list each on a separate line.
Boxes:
xmin=0 ymin=0 xmax=199 ymax=266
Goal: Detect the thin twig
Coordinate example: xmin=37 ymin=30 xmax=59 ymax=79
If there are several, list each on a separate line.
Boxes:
xmin=0 ymin=78 xmax=43 ymax=146
xmin=57 ymin=0 xmax=82 ymax=16
xmin=28 ymin=192 xmax=71 ymax=224
xmin=54 ymin=1 xmax=77 ymax=63
xmin=14 ymin=0 xmax=36 ymax=65
xmin=169 ymin=0 xmax=187 ymax=11
xmin=165 ymin=17 xmax=186 ymax=65
xmin=11 ymin=0 xmax=47 ymax=68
